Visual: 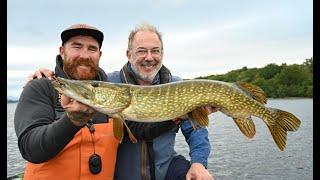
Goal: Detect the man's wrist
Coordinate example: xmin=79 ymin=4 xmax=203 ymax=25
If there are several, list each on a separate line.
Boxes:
xmin=191 ymin=161 xmax=208 ymax=169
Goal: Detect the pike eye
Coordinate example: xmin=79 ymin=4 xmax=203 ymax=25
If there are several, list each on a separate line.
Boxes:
xmin=91 ymin=83 xmax=100 ymax=87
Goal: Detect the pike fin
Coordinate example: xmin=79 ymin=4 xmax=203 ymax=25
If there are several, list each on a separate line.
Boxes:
xmin=112 ymin=117 xmax=124 ymax=142
xmin=112 ymin=114 xmax=137 ymax=143
xmin=268 ymin=125 xmax=287 ymax=151
xmin=188 ymin=107 xmax=209 ymax=127
xmin=266 ymin=108 xmax=301 ymax=151
xmin=235 ymin=82 xmax=267 ymax=104
xmin=123 ymin=120 xmax=138 ymax=143
xmin=233 ymin=117 xmax=256 ymax=138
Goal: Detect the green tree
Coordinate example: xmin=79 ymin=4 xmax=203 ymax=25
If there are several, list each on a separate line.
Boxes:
xmin=260 ymin=63 xmax=282 ymax=80
xmin=275 ymin=65 xmax=309 ymax=86
xmin=303 ymin=57 xmax=313 ymax=73
xmin=196 ymin=58 xmax=313 ymax=98
xmin=237 ymin=68 xmax=259 ymax=82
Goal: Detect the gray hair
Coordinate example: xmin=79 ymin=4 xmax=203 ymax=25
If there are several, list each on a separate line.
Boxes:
xmin=127 ymin=22 xmax=163 ymax=50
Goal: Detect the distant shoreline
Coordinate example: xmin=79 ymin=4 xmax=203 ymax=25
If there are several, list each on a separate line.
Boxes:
xmin=7 ymin=101 xmax=19 ymax=103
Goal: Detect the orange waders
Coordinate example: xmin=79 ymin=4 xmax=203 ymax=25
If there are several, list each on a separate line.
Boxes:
xmin=24 ymin=119 xmax=119 ymax=180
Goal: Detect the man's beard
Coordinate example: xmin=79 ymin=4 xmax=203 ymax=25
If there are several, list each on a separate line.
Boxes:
xmin=63 ymin=57 xmax=99 ymax=80
xmin=131 ymin=60 xmax=162 ymax=83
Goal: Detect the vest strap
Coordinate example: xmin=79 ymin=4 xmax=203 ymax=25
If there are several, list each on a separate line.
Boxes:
xmin=141 ymin=140 xmax=148 ymax=180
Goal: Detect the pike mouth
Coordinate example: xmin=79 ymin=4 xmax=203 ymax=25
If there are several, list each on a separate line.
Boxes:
xmin=52 ymin=78 xmax=65 ymax=90
xmin=52 ymin=77 xmax=94 ymax=99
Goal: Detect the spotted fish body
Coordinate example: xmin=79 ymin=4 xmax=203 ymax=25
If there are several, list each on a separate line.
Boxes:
xmin=124 ymin=81 xmax=264 ymax=121
xmin=53 ymin=77 xmax=300 ymax=150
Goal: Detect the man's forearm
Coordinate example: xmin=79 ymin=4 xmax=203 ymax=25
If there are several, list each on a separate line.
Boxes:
xmin=17 ymin=114 xmax=81 ymax=163
xmin=15 ymin=80 xmax=81 ymax=163
xmin=181 ymin=120 xmax=211 ymax=168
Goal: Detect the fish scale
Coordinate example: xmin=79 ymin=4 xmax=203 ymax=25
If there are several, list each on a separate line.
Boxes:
xmin=53 ymin=77 xmax=301 ymax=150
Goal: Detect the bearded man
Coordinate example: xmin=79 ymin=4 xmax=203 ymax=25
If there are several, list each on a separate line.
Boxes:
xmin=14 ymin=24 xmax=120 ymax=180
xmin=22 ymin=23 xmax=216 ymax=180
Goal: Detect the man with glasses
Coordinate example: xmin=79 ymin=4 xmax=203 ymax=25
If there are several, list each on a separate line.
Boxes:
xmin=29 ymin=22 xmax=215 ymax=180
xmin=109 ymin=22 xmax=214 ymax=180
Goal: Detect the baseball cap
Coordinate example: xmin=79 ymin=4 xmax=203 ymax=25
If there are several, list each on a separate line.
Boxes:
xmin=61 ymin=24 xmax=104 ymax=48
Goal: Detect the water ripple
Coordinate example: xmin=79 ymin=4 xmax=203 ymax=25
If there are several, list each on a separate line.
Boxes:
xmin=7 ymin=99 xmax=313 ymax=179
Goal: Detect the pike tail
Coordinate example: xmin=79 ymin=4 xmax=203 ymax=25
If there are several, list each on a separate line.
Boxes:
xmin=266 ymin=108 xmax=301 ymax=151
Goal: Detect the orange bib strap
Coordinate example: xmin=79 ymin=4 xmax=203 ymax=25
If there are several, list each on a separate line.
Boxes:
xmin=24 ymin=119 xmax=119 ymax=180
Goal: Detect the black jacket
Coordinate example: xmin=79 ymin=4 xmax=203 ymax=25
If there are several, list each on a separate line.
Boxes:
xmin=14 ymin=55 xmax=176 ymax=163
xmin=14 ymin=55 xmax=109 ymax=163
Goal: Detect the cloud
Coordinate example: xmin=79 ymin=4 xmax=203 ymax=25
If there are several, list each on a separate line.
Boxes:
xmin=7 ymin=46 xmax=58 ymax=98
xmin=7 ymin=14 xmax=312 ymax=98
xmin=8 ymin=46 xmax=57 ymax=68
xmin=7 ymin=41 xmax=128 ymax=98
xmin=150 ymin=0 xmax=186 ymax=7
xmin=173 ymin=0 xmax=185 ymax=6
xmin=162 ymin=20 xmax=312 ymax=78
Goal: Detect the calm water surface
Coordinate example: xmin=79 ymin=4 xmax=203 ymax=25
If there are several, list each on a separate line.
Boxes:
xmin=7 ymin=99 xmax=313 ymax=179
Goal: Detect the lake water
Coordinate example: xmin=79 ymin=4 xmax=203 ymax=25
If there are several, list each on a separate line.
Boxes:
xmin=7 ymin=99 xmax=313 ymax=179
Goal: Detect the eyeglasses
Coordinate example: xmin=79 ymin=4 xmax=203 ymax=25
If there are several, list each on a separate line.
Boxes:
xmin=133 ymin=48 xmax=162 ymax=58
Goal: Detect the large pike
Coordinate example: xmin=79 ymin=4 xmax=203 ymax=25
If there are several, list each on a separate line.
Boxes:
xmin=52 ymin=77 xmax=300 ymax=150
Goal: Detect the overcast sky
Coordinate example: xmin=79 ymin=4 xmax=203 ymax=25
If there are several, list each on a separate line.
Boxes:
xmin=7 ymin=0 xmax=313 ymax=98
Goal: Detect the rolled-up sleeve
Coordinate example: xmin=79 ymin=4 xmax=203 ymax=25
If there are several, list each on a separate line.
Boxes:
xmin=180 ymin=120 xmax=211 ymax=168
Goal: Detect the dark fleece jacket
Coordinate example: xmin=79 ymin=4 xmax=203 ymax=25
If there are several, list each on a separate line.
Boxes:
xmin=14 ymin=55 xmax=109 ymax=163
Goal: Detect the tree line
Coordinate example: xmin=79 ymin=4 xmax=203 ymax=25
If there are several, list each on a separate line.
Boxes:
xmin=196 ymin=57 xmax=313 ymax=98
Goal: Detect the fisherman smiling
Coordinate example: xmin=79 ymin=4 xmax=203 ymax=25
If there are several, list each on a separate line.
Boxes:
xmin=15 ymin=24 xmax=216 ymax=180
xmin=26 ymin=22 xmax=216 ymax=180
